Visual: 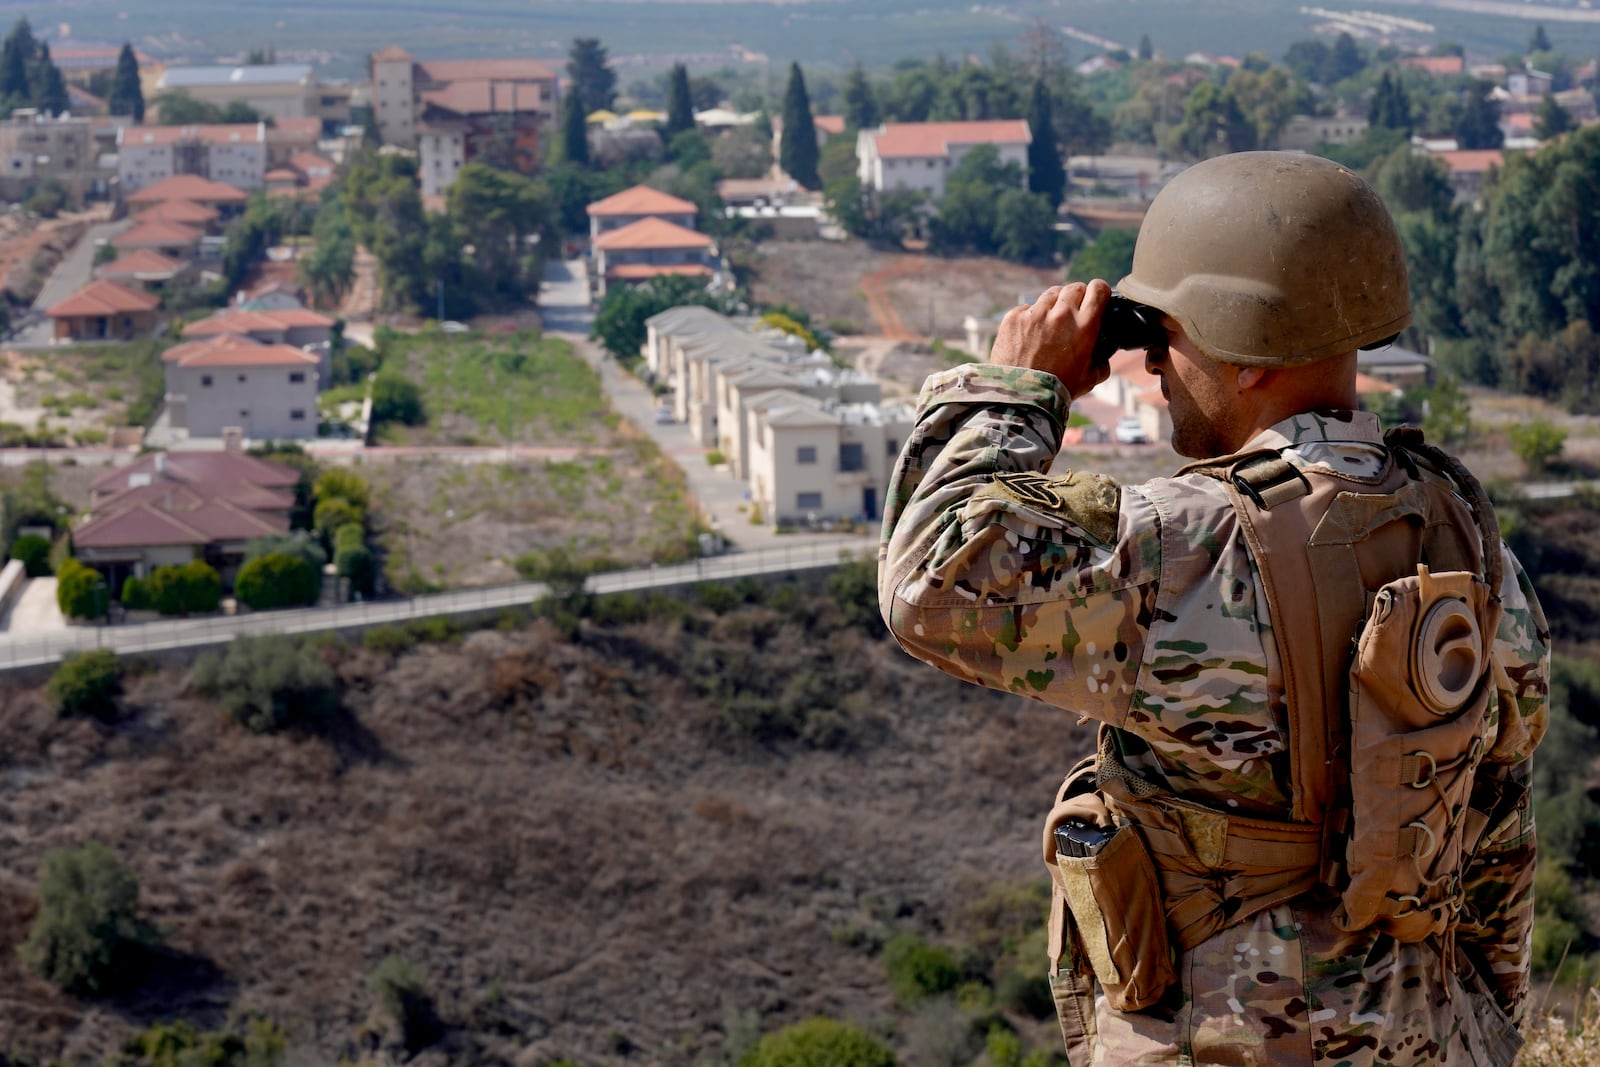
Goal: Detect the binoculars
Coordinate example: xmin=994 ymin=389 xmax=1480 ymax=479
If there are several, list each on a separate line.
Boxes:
xmin=1091 ymin=294 xmax=1167 ymax=366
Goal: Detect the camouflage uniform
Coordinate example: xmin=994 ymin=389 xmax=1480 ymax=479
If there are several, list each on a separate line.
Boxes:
xmin=878 ymin=363 xmax=1550 ymax=1067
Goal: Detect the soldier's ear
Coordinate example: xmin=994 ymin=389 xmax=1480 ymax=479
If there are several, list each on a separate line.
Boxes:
xmin=1235 ymin=366 xmax=1267 ymax=392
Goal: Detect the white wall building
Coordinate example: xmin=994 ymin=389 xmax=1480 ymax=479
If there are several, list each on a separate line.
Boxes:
xmin=156 ymin=65 xmax=320 ymax=122
xmin=856 ymin=120 xmax=1031 ymax=200
xmin=117 ymin=123 xmax=267 ymax=193
xmin=161 ymin=336 xmax=320 ymax=440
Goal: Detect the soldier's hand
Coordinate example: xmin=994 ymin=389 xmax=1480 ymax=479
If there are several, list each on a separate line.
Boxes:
xmin=990 ymin=280 xmax=1111 ymax=400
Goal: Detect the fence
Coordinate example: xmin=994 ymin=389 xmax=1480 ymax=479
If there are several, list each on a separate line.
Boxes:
xmin=0 ymin=539 xmax=876 ymax=672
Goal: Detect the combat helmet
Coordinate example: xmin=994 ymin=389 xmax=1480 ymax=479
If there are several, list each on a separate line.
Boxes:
xmin=1116 ymin=151 xmax=1411 ymax=367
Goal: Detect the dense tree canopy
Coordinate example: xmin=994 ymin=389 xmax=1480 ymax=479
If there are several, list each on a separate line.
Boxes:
xmin=780 ymin=62 xmax=820 ymax=189
xmin=566 ymin=37 xmax=617 ymax=114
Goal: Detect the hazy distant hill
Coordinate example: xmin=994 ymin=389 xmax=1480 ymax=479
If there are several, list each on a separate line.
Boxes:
xmin=33 ymin=0 xmax=1600 ymax=80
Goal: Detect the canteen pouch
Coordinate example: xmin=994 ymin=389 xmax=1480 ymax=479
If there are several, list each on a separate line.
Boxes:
xmin=1053 ymin=820 xmax=1175 ymax=1012
xmin=1337 ymin=564 xmax=1501 ymax=940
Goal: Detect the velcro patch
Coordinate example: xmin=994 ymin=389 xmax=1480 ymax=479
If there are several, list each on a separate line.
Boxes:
xmin=989 ymin=470 xmax=1121 ymax=545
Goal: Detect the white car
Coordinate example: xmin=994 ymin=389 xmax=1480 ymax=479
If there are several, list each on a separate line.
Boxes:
xmin=1113 ymin=415 xmax=1149 ymax=444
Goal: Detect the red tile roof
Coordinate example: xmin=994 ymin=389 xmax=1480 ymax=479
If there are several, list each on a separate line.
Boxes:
xmin=113 ymin=219 xmax=203 ymax=248
xmin=815 ymin=115 xmax=846 ymax=136
xmin=587 ymin=184 xmax=699 ymax=217
xmin=162 ymin=335 xmax=319 ymax=368
xmin=96 ymin=480 xmax=295 ymax=515
xmin=871 ymin=120 xmax=1031 ymax=159
xmin=126 ymin=174 xmax=250 ymax=205
xmin=1400 ymin=55 xmax=1465 ymax=76
xmin=120 ymin=123 xmax=263 ymax=148
xmin=74 ymin=498 xmax=286 ymax=549
xmin=90 ymin=451 xmax=301 ymax=496
xmin=288 ymin=151 xmax=335 ymax=177
xmin=47 ymin=279 xmax=162 ymax=318
xmin=182 ymin=307 xmax=335 ymax=338
xmin=371 ymin=46 xmax=414 ymax=63
xmin=415 ymin=58 xmax=556 ymax=83
xmin=135 ymin=199 xmax=220 ymax=226
xmin=267 ymin=117 xmax=321 ymax=140
xmin=1435 ymin=149 xmax=1504 ymax=173
xmin=421 ymin=80 xmax=548 ymax=117
xmin=593 ymin=216 xmax=714 ymax=251
xmin=97 ymin=250 xmax=186 ymax=278
xmin=264 ymin=167 xmax=301 ymax=183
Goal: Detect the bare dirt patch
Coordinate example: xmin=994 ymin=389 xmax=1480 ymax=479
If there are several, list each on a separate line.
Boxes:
xmin=742 ymin=239 xmax=1058 ymax=341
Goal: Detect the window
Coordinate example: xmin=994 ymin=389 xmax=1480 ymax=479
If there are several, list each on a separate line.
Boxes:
xmin=797 ymin=492 xmax=823 ymax=510
xmin=290 ymin=408 xmax=306 ymax=420
xmin=886 ymin=438 xmax=899 ymax=455
xmin=201 ymin=375 xmax=213 ymax=387
xmin=237 ymin=373 xmax=247 ymax=382
xmin=796 ymin=446 xmax=817 ymax=464
xmin=289 ymin=371 xmax=305 ymax=383
xmin=839 ymin=443 xmax=865 ymax=472
xmin=239 ymin=409 xmax=250 ymax=418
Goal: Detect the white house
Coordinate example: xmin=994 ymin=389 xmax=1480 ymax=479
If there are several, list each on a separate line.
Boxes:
xmin=856 ymin=120 xmax=1032 ymax=200
xmin=117 ymin=123 xmax=268 ymax=193
xmin=161 ymin=335 xmax=320 ymax=440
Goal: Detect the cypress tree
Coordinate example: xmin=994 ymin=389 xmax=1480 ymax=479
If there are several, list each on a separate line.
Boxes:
xmin=841 ymin=63 xmax=878 ymax=131
xmin=558 ymin=89 xmax=588 ymax=167
xmin=779 ymin=62 xmax=819 ymax=190
xmin=665 ymin=63 xmax=694 ymax=136
xmin=109 ymin=43 xmax=144 ymax=122
xmin=1026 ymin=78 xmax=1065 ymax=210
xmin=33 ymin=42 xmax=67 ymax=116
xmin=0 ymin=18 xmax=35 ymax=105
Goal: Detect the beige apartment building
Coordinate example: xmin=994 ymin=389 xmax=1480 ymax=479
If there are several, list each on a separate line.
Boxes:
xmin=369 ymin=47 xmax=557 ymax=154
xmin=646 ymin=306 xmax=912 ymax=525
xmin=0 ymin=111 xmax=104 ymax=201
xmin=156 ymin=64 xmax=320 ymax=122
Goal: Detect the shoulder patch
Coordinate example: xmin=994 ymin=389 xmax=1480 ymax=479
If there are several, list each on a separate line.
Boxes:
xmin=989 ymin=470 xmax=1121 ymax=545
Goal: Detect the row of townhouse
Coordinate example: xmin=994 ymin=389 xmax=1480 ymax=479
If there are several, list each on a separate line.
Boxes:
xmin=646 ymin=306 xmax=914 ymax=526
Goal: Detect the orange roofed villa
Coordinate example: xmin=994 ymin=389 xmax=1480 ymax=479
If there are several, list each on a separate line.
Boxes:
xmin=46 ymin=279 xmax=161 ymax=342
xmin=585 ymin=184 xmax=720 ymax=299
xmin=855 ymin=120 xmax=1032 ymax=200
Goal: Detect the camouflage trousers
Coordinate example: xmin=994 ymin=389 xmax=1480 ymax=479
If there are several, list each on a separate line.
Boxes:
xmin=1053 ymin=899 xmax=1522 ymax=1067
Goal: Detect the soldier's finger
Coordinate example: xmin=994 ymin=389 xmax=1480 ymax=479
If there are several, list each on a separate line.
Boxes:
xmin=1043 ymin=282 xmax=1088 ymax=325
xmin=1028 ymin=286 xmax=1064 ymax=317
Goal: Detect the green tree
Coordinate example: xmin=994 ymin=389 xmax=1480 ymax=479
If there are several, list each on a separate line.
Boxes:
xmin=446 ymin=162 xmax=553 ymax=310
xmin=779 ymin=62 xmax=820 ymax=189
xmin=314 ymin=467 xmax=371 ymax=511
xmin=591 ymin=273 xmax=736 ymax=362
xmin=372 ymin=371 xmax=425 ymax=427
xmin=740 ymin=1018 xmax=896 ymax=1067
xmin=566 ymin=37 xmax=617 ymax=115
xmin=46 ymin=650 xmax=121 ymax=721
xmin=0 ymin=18 xmax=36 ymax=107
xmin=665 ymin=63 xmax=694 ymax=136
xmin=555 ymin=89 xmax=589 ymax=168
xmin=1509 ymin=417 xmax=1566 ymax=475
xmin=881 ymin=932 xmax=961 ymax=1005
xmin=108 ymin=42 xmax=144 ymax=122
xmin=298 ymin=192 xmax=356 ymax=308
xmin=31 ymin=41 xmax=66 ymax=115
xmin=930 ymin=143 xmax=1022 ymax=254
xmin=1421 ymin=373 xmax=1471 ymax=446
xmin=55 ymin=558 xmax=106 ymax=620
xmin=1531 ymin=24 xmax=1552 ymax=54
xmin=841 ymin=63 xmax=879 ymax=131
xmin=1172 ymin=81 xmax=1255 ymax=158
xmin=234 ymin=552 xmax=320 ymax=611
xmin=21 ymin=842 xmax=153 ymax=995
xmin=146 ymin=560 xmax=222 ymax=616
xmin=1066 ymin=227 xmax=1137 ymax=283
xmin=193 ymin=633 xmax=338 ymax=734
xmin=1369 ymin=70 xmax=1412 ymax=134
xmin=1138 ymin=34 xmax=1154 ymax=61
xmin=994 ymin=189 xmax=1057 ymax=264
xmin=9 ymin=532 xmax=50 ymax=576
xmin=1026 ymin=79 xmax=1065 ymax=210
xmin=343 ymin=152 xmax=428 ymax=312
xmin=1535 ymin=92 xmax=1573 ymax=140
xmin=1455 ymin=80 xmax=1505 ymax=150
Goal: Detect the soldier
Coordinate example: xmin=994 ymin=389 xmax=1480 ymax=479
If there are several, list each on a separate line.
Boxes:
xmin=878 ymin=152 xmax=1549 ymax=1066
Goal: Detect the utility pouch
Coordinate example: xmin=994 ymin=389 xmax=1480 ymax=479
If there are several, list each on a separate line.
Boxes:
xmin=1337 ymin=564 xmax=1501 ymax=941
xmin=1053 ymin=820 xmax=1175 ymax=1012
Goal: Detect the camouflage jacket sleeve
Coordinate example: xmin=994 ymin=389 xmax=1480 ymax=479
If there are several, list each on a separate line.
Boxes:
xmin=1456 ymin=544 xmax=1550 ymax=1025
xmin=877 ymin=364 xmax=1156 ymax=724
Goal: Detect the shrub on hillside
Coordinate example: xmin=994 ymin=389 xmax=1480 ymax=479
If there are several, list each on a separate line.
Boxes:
xmin=121 ymin=1018 xmax=288 ymax=1066
xmin=882 ymin=933 xmax=962 ymax=1006
xmin=20 ymin=841 xmax=155 ymax=995
xmin=313 ymin=468 xmax=371 ymax=511
xmin=46 ymin=649 xmax=122 ymax=721
xmin=244 ymin=530 xmax=327 ymax=569
xmin=372 ymin=371 xmax=426 ymax=427
xmin=55 ymin=558 xmax=107 ymax=620
xmin=336 ymin=542 xmax=377 ymax=599
xmin=147 ymin=560 xmax=222 ymax=615
xmin=193 ymin=633 xmax=338 ymax=734
xmin=367 ymin=954 xmax=442 ymax=1053
xmin=739 ymin=1017 xmax=897 ymax=1067
xmin=9 ymin=533 xmax=51 ymax=576
xmin=314 ymin=496 xmax=365 ymax=542
xmin=235 ymin=552 xmax=320 ymax=611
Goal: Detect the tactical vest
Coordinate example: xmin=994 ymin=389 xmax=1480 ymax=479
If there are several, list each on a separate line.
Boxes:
xmin=1045 ymin=426 xmax=1508 ymax=1028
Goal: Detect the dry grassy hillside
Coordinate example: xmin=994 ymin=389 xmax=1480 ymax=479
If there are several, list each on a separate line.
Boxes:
xmin=0 ymin=580 xmax=1093 ymax=1065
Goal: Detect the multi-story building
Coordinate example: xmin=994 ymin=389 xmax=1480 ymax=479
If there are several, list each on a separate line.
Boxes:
xmin=155 ymin=64 xmax=320 ymax=122
xmin=0 ymin=110 xmax=105 ymax=202
xmin=161 ymin=334 xmax=321 ymax=440
xmin=586 ymin=184 xmax=698 ymax=241
xmin=117 ymin=123 xmax=267 ymax=193
xmin=369 ymin=47 xmax=557 ymax=171
xmin=856 ymin=120 xmax=1031 ymax=200
xmin=1278 ymin=113 xmax=1369 ymax=151
xmin=591 ymin=218 xmax=717 ymax=299
xmin=646 ymin=306 xmax=913 ymax=525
